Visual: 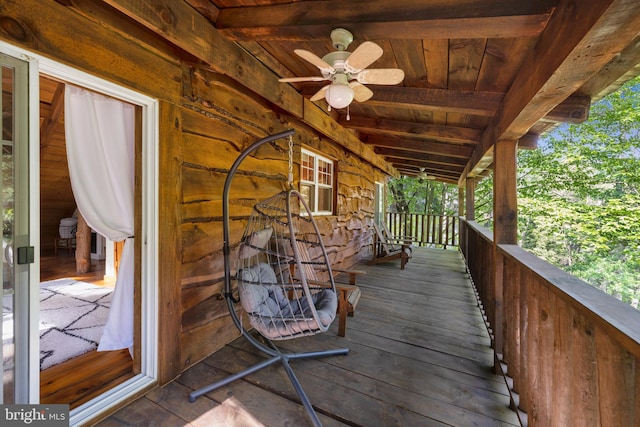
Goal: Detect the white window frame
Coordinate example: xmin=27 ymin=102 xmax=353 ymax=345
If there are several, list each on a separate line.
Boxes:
xmin=300 ymin=148 xmax=335 ymax=215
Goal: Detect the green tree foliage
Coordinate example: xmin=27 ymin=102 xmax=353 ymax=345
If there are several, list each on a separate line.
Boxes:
xmin=517 ymin=76 xmax=640 ymax=306
xmin=387 ymin=176 xmax=458 ymax=215
xmin=387 ymin=77 xmax=640 ymax=308
xmin=474 ymin=173 xmax=493 ymax=227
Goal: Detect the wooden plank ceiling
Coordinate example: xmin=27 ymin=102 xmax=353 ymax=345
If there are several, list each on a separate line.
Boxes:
xmin=183 ymin=0 xmax=640 ymax=184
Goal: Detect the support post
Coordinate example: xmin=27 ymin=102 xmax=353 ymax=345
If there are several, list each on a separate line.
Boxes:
xmin=492 ymin=139 xmax=518 ymax=371
xmin=75 ymin=212 xmax=91 ymax=274
xmin=465 ymin=177 xmax=475 ymax=221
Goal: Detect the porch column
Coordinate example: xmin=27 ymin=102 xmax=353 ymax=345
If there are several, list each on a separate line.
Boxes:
xmin=492 ymin=139 xmax=518 ymax=370
xmin=494 ymin=140 xmax=517 ymax=244
xmin=465 ymin=177 xmax=475 ymax=221
xmin=461 ymin=178 xmax=475 ymax=257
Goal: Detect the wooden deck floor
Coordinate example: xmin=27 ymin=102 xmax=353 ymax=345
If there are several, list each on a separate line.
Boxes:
xmin=96 ymin=247 xmax=519 ymax=427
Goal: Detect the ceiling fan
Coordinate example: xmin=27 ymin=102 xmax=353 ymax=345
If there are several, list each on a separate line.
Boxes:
xmin=418 ymin=167 xmax=436 ymax=181
xmin=278 ymin=28 xmax=405 ymax=115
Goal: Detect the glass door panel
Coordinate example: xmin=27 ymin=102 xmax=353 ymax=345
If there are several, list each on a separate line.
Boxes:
xmin=1 ymin=53 xmax=33 ymax=404
xmin=1 ymin=62 xmax=16 ymax=403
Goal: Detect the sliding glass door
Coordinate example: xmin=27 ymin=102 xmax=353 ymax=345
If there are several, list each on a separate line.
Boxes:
xmin=1 ymin=52 xmax=39 ymax=404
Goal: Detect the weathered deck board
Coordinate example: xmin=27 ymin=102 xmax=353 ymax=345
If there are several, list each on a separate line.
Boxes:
xmin=97 ymin=247 xmax=519 ymax=426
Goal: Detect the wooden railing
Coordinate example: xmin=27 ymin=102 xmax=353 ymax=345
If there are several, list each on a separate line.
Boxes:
xmin=386 ymin=213 xmax=458 ymax=248
xmin=460 ymin=220 xmax=640 ymax=426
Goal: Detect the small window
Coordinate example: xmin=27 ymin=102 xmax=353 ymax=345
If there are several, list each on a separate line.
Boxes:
xmin=300 ymin=148 xmax=334 ymax=215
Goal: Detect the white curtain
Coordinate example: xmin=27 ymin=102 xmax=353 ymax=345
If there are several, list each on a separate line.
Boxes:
xmin=64 ymin=85 xmax=135 ymax=352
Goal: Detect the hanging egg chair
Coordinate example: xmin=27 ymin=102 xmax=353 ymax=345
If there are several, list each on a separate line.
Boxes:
xmin=188 ymin=130 xmax=348 ymax=427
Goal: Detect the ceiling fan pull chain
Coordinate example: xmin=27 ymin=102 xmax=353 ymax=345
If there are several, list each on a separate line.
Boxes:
xmin=346 ymin=105 xmax=350 ymax=121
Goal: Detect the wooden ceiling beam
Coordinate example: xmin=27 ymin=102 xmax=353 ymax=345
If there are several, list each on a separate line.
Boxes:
xmin=518 ymin=133 xmax=539 ymax=150
xmin=545 ymin=95 xmax=591 ymax=123
xmin=578 ymin=33 xmax=640 ymax=101
xmin=465 ymin=0 xmax=640 ymax=182
xmin=392 ymin=162 xmax=462 ymax=179
xmin=104 ymin=0 xmax=396 ymax=175
xmin=184 ymin=0 xmax=219 ymax=23
xmin=386 ymin=158 xmax=464 ymax=173
xmin=364 ymin=135 xmax=475 ymax=159
xmin=396 ymin=171 xmax=460 ymax=184
xmin=301 ymin=86 xmax=503 ymax=117
xmin=39 ymin=81 xmax=65 ymax=148
xmin=328 ymin=87 xmax=588 ymax=123
xmin=366 ymin=86 xmax=502 ymax=116
xmin=341 ymin=116 xmax=482 ymax=144
xmin=374 ymin=147 xmax=468 ymax=167
xmin=215 ymin=1 xmax=555 ymax=40
xmin=396 ymin=163 xmax=459 ymax=176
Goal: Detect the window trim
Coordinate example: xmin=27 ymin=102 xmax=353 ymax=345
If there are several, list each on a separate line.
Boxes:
xmin=300 ymin=147 xmax=335 ymax=216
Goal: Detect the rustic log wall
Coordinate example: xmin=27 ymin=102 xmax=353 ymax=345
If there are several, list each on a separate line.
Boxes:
xmin=1 ymin=0 xmax=387 ymax=383
xmin=178 ymin=65 xmax=380 ymax=367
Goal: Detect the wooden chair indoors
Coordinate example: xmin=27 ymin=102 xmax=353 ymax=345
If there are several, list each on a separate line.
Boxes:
xmin=367 ymin=222 xmax=413 ymax=270
xmin=55 ymin=217 xmax=77 ymax=256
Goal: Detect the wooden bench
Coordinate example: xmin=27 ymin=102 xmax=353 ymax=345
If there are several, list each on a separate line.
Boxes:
xmin=333 ymin=269 xmax=365 ymax=337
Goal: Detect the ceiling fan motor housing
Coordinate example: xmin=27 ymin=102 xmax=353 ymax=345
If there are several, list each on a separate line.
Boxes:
xmin=330 ymin=28 xmax=354 ymax=51
xmin=321 ymin=51 xmax=351 ymax=77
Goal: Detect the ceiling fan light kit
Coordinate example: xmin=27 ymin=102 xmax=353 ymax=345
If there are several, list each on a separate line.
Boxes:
xmin=325 ymin=74 xmax=354 ymax=109
xmin=279 ymin=28 xmax=405 ymax=111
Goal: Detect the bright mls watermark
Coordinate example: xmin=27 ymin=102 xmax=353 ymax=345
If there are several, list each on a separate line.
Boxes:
xmin=1 ymin=405 xmax=69 ymax=426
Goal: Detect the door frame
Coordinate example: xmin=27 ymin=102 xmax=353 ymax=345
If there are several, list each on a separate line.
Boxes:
xmin=0 ymin=49 xmax=40 ymax=404
xmin=0 ymin=41 xmax=159 ymax=425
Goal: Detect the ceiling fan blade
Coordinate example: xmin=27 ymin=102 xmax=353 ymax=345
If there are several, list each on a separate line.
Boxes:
xmin=344 ymin=41 xmax=383 ymax=73
xmin=350 ymin=82 xmax=373 ymax=102
xmin=310 ymin=85 xmax=330 ymax=102
xmin=294 ymin=49 xmax=335 ymax=74
xmin=279 ymin=76 xmax=328 ymax=83
xmin=356 ymin=69 xmax=405 ymax=85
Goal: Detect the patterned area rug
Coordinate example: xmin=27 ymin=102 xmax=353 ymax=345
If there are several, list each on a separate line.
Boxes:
xmin=38 ymin=279 xmax=113 ymax=370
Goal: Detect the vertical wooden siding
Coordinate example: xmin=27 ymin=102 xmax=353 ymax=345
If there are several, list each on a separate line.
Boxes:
xmin=462 ymin=220 xmax=640 ymax=426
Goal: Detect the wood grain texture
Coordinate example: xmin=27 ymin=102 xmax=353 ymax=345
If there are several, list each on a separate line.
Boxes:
xmin=157 ymin=101 xmax=184 ymax=384
xmin=98 ymin=247 xmax=519 ymax=427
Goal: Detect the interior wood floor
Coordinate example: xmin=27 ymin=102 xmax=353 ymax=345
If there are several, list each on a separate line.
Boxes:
xmin=96 ymin=247 xmax=519 ymax=427
xmin=40 ymin=249 xmax=110 ymax=286
xmin=40 ymin=250 xmax=134 ymax=409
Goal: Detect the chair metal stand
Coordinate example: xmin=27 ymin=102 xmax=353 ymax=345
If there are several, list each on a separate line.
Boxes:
xmin=188 ymin=130 xmax=349 ymax=427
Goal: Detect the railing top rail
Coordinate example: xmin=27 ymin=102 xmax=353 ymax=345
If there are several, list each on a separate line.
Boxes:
xmin=465 ymin=220 xmax=493 ymax=241
xmin=463 ymin=218 xmax=640 ymax=354
xmin=499 ymin=243 xmax=640 ymax=356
